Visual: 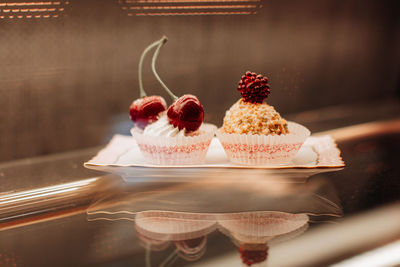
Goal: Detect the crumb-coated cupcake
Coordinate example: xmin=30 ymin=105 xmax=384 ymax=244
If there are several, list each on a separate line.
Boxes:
xmin=216 ymin=71 xmax=310 ymax=166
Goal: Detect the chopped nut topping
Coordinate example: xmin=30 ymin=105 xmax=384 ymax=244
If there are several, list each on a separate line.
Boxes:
xmin=222 ymin=99 xmax=289 ymax=135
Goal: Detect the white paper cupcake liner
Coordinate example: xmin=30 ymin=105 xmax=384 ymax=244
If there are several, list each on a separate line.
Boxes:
xmin=216 ymin=122 xmax=310 ymax=166
xmin=132 ymin=123 xmax=217 ymax=165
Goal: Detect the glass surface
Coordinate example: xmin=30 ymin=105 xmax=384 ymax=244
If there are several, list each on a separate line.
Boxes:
xmin=1 ymin=119 xmax=400 ymax=267
xmin=1 ymin=2 xmax=399 ymax=265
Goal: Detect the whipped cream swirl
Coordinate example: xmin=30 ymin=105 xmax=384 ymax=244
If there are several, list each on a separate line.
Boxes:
xmin=143 ymin=114 xmax=186 ymax=137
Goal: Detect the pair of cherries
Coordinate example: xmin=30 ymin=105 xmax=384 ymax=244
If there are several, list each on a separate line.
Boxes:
xmin=129 ymin=36 xmax=204 ymax=132
xmin=130 ymin=94 xmax=204 ymax=132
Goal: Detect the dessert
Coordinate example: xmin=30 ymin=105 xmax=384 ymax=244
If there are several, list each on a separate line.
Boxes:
xmin=223 ymin=71 xmax=288 ymax=135
xmin=131 ymin=36 xmax=216 ymax=165
xmin=217 ymin=71 xmax=310 ymax=165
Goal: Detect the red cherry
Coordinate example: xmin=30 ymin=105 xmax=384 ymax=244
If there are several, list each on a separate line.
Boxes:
xmin=167 ymin=94 xmax=204 ymax=132
xmin=129 ymin=95 xmax=167 ymax=129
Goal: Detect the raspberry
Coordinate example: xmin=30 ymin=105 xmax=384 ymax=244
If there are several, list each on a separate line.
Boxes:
xmin=239 ymin=247 xmax=268 ymax=266
xmin=238 ymin=71 xmax=270 ymax=103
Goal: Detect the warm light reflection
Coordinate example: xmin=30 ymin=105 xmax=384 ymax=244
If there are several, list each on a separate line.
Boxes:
xmin=0 ymin=0 xmax=68 ymax=19
xmin=0 ymin=2 xmax=62 ymax=6
xmin=134 ymin=11 xmax=255 ymax=16
xmin=129 ymin=4 xmax=258 ymax=9
xmin=332 ymin=240 xmax=400 ymax=267
xmin=0 ymin=187 xmax=79 ymax=205
xmin=126 ymin=0 xmax=260 ymax=3
xmin=120 ymin=0 xmax=261 ymax=16
xmin=0 ymin=178 xmax=98 ymax=203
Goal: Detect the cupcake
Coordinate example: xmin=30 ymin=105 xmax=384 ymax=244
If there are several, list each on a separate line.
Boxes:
xmin=129 ymin=36 xmax=216 ymax=165
xmin=216 ymin=71 xmax=310 ymax=165
xmin=132 ymin=104 xmax=216 ymax=165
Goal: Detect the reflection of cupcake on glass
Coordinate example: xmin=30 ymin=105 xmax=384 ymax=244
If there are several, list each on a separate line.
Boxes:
xmin=136 ymin=230 xmax=171 ymax=252
xmin=218 ymin=211 xmax=309 ymax=266
xmin=129 ymin=36 xmax=216 ymax=165
xmin=216 ymin=71 xmax=310 ymax=165
xmin=134 ymin=211 xmax=217 ymax=262
xmin=239 ymin=243 xmax=269 ymax=266
xmin=175 ymin=236 xmax=208 ymax=261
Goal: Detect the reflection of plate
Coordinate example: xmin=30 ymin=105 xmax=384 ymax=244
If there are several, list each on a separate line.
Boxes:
xmin=84 ymin=134 xmax=344 ymax=178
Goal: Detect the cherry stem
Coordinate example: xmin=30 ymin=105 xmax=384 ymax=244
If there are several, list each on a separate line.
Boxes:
xmin=138 ymin=38 xmax=163 ymax=98
xmin=152 ymin=36 xmax=178 ymax=101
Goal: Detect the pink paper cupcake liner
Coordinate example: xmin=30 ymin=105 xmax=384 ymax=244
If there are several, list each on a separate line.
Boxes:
xmin=216 ymin=122 xmax=310 ymax=166
xmin=132 ymin=123 xmax=217 ymax=165
xmin=135 ymin=211 xmax=217 ymax=241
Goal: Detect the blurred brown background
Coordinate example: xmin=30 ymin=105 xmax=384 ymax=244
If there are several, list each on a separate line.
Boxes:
xmin=0 ymin=0 xmax=399 ymax=162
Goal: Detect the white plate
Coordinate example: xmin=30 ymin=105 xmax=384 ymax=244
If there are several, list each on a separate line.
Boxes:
xmin=84 ymin=135 xmax=344 ymax=180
